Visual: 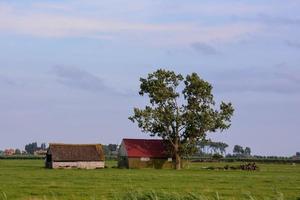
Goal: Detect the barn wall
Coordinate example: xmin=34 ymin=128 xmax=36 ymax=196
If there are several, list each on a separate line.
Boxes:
xmin=117 ymin=141 xmax=129 ymax=168
xmin=45 ymin=161 xmax=52 ymax=168
xmin=52 ymin=161 xmax=105 ymax=169
xmin=118 ymin=156 xmax=129 ymax=168
xmin=127 ymin=158 xmax=174 ymax=169
xmin=118 ymin=141 xmax=127 ymax=157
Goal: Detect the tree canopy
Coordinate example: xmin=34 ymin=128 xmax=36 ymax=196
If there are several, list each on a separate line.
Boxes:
xmin=196 ymin=139 xmax=229 ymax=156
xmin=233 ymin=145 xmax=251 ymax=157
xmin=25 ymin=142 xmax=38 ymax=155
xmin=129 ymin=69 xmax=234 ymax=169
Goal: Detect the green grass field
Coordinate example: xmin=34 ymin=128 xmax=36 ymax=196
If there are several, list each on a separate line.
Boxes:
xmin=0 ymin=160 xmax=299 ymax=200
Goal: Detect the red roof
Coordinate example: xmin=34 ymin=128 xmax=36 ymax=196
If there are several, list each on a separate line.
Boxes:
xmin=123 ymin=139 xmax=170 ymax=158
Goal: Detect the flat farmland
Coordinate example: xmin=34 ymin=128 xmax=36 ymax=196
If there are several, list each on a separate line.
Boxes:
xmin=0 ymin=160 xmax=299 ymax=200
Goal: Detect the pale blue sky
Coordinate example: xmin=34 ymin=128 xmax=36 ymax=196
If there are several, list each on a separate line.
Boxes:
xmin=0 ymin=0 xmax=299 ymax=156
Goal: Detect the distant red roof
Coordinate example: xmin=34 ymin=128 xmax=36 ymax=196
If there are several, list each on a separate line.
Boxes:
xmin=122 ymin=138 xmax=170 ymax=158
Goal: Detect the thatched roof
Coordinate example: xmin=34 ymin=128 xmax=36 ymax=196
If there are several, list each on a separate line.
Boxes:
xmin=48 ymin=144 xmax=104 ymax=162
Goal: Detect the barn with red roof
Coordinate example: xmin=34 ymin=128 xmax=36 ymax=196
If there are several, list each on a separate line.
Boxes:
xmin=118 ymin=138 xmax=174 ymax=169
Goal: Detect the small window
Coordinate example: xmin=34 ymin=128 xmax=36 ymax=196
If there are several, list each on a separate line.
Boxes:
xmin=168 ymin=158 xmax=172 ymax=162
xmin=140 ymin=157 xmax=150 ymax=161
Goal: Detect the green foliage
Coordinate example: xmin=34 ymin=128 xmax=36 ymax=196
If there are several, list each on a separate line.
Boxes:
xmin=223 ymin=157 xmax=300 ymax=163
xmin=24 ymin=142 xmax=38 ymax=154
xmin=196 ymin=140 xmax=228 ymax=156
xmin=0 ymin=155 xmax=44 ymax=160
xmin=103 ymin=144 xmax=119 ymax=158
xmin=233 ymin=145 xmax=252 ymax=157
xmin=14 ymin=149 xmax=21 ymax=155
xmin=129 ymin=69 xmax=234 ymax=169
xmin=233 ymin=145 xmax=244 ymax=155
xmin=212 ymin=154 xmax=223 ymax=160
xmin=41 ymin=143 xmax=47 ymax=150
xmin=0 ymin=160 xmax=299 ymax=199
xmin=244 ymin=147 xmax=251 ymax=156
xmin=24 ymin=142 xmax=47 ymax=155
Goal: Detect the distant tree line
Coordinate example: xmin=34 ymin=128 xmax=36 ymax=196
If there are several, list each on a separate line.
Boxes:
xmin=195 ymin=140 xmax=229 ymax=157
xmin=231 ymin=145 xmax=251 ymax=157
xmin=102 ymin=144 xmax=119 ymax=159
xmin=24 ymin=142 xmax=47 ymax=155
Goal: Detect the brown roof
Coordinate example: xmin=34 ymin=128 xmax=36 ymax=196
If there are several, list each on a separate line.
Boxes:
xmin=48 ymin=144 xmax=104 ymax=162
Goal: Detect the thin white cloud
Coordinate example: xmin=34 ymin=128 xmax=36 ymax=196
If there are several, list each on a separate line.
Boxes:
xmin=32 ymin=2 xmax=73 ymax=12
xmin=0 ymin=3 xmax=262 ymax=45
xmin=73 ymin=0 xmax=271 ymax=16
xmin=0 ymin=7 xmax=186 ymax=37
xmin=158 ymin=3 xmax=271 ymax=16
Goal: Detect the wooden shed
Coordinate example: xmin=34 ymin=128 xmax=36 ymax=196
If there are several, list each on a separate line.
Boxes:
xmin=46 ymin=144 xmax=105 ymax=169
xmin=118 ymin=138 xmax=173 ymax=169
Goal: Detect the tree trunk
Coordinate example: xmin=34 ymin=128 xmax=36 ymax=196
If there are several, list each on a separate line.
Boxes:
xmin=174 ymin=141 xmax=181 ymax=170
xmin=175 ymin=152 xmax=181 ymax=170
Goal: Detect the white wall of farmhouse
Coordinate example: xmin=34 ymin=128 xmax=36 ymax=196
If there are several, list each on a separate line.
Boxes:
xmin=52 ymin=161 xmax=104 ymax=169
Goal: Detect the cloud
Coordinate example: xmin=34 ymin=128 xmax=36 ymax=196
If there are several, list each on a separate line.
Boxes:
xmin=51 ymin=66 xmax=136 ymax=97
xmin=52 ymin=66 xmax=108 ymax=92
xmin=0 ymin=3 xmax=184 ymax=38
xmin=0 ymin=75 xmax=17 ymax=86
xmin=190 ymin=42 xmax=218 ymax=55
xmin=276 ymin=71 xmax=300 ymax=85
xmin=286 ymin=40 xmax=300 ymax=49
xmin=231 ymin=14 xmax=300 ymax=28
xmin=0 ymin=3 xmax=262 ymax=45
xmin=32 ymin=2 xmax=73 ymax=12
xmin=257 ymin=14 xmax=300 ymax=26
xmin=158 ymin=2 xmax=270 ymax=17
xmin=213 ymin=65 xmax=300 ymax=94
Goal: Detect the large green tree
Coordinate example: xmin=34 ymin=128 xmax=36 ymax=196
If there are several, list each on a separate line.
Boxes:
xmin=129 ymin=69 xmax=234 ymax=170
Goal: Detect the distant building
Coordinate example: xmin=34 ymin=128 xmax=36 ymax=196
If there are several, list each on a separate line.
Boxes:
xmin=292 ymin=152 xmax=300 ymax=160
xmin=46 ymin=144 xmax=105 ymax=169
xmin=118 ymin=138 xmax=173 ymax=169
xmin=34 ymin=149 xmax=47 ymax=156
xmin=4 ymin=149 xmax=15 ymax=156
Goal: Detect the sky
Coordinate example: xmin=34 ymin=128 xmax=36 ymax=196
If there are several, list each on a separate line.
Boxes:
xmin=0 ymin=0 xmax=299 ymax=156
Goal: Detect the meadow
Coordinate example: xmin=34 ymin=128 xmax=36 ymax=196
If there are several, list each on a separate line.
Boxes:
xmin=0 ymin=160 xmax=299 ymax=200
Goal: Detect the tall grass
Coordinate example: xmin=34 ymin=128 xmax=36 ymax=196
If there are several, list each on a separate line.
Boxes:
xmin=1 ymin=192 xmax=7 ymax=200
xmin=0 ymin=190 xmax=290 ymax=200
xmin=112 ymin=191 xmax=286 ymax=200
xmin=1 ymin=160 xmax=299 ymax=199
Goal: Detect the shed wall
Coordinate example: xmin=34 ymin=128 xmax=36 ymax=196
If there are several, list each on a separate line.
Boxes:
xmin=118 ymin=141 xmax=127 ymax=157
xmin=127 ymin=158 xmax=174 ymax=169
xmin=52 ymin=161 xmax=104 ymax=169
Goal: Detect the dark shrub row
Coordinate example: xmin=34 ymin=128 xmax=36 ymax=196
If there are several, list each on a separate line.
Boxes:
xmin=222 ymin=157 xmax=300 ymax=163
xmin=0 ymin=155 xmax=45 ymax=160
xmin=190 ymin=157 xmax=300 ymax=163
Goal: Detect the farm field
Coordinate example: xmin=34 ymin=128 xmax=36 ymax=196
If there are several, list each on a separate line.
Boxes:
xmin=0 ymin=160 xmax=299 ymax=200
